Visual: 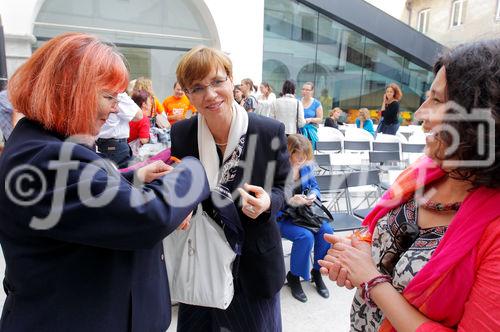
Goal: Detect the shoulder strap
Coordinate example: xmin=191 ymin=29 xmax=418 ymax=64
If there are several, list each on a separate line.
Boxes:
xmin=313 ymin=199 xmax=334 ymax=221
xmin=296 ymin=99 xmax=300 ymax=133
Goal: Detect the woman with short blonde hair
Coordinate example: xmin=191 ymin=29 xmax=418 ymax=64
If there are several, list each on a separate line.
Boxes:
xmin=172 ymin=45 xmax=290 ymax=331
xmin=356 ymin=108 xmax=375 ymax=137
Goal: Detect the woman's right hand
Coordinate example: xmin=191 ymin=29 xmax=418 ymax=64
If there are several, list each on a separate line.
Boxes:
xmin=136 ymin=160 xmax=173 ymax=183
xmin=288 ymin=194 xmax=309 ymax=207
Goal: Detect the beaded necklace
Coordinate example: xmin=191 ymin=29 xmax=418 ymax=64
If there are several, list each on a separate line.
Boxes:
xmin=418 ymin=198 xmax=462 ymax=212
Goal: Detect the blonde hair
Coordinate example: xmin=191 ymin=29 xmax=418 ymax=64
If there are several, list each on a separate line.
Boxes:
xmin=358 ymin=108 xmax=371 ymax=121
xmin=133 ymin=77 xmax=155 ymax=97
xmin=287 ymin=134 xmax=313 ymax=161
xmin=176 ymin=46 xmax=233 ymax=90
xmin=329 ymin=107 xmax=342 ymax=117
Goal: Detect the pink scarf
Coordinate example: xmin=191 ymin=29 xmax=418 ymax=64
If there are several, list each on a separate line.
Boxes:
xmin=362 ymin=156 xmax=500 ymax=330
xmin=119 ymin=148 xmax=175 ymax=173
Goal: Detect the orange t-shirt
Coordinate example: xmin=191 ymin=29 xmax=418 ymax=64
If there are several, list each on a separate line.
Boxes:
xmin=153 ymin=97 xmax=164 ymax=115
xmin=162 ymin=95 xmax=196 ymax=124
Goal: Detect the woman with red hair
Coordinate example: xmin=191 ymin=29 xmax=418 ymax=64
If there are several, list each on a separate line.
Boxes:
xmin=0 ymin=33 xmax=209 ymax=331
xmin=377 ymin=83 xmax=403 ymax=135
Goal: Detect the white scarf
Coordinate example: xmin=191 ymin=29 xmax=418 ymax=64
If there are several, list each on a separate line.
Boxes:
xmin=198 ymin=101 xmax=248 ymax=189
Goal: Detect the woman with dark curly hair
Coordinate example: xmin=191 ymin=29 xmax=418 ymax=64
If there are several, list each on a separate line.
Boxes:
xmin=320 ymin=39 xmax=500 ymax=331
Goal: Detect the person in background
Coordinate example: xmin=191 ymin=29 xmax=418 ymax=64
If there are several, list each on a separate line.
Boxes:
xmin=96 ymin=91 xmax=143 ymax=168
xmin=0 ymin=90 xmax=23 ymax=146
xmin=356 ymin=108 xmax=375 ymax=137
xmin=319 ymin=88 xmax=333 ymax=113
xmin=320 ymin=40 xmax=500 ymax=332
xmin=128 ymin=89 xmax=152 ymax=145
xmin=162 ymin=81 xmax=196 ymax=125
xmin=240 ymin=78 xmax=258 ymax=112
xmin=233 ymin=84 xmax=244 ymax=105
xmin=324 ymin=107 xmax=344 ymax=129
xmin=278 ymin=134 xmax=333 ymax=303
xmin=258 ymin=82 xmax=276 ymax=103
xmin=133 ymin=77 xmax=165 ymax=119
xmin=300 ymin=82 xmax=323 ymax=149
xmin=256 ymin=82 xmax=277 ymax=117
xmin=126 ymin=79 xmax=136 ymax=96
xmin=270 ymin=80 xmax=305 ymax=135
xmin=377 ymin=83 xmax=403 ymax=135
xmin=172 ymin=45 xmax=290 ymax=332
xmin=0 ymin=32 xmax=209 ymax=332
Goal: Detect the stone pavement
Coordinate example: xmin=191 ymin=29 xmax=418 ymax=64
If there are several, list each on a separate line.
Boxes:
xmin=167 ymin=230 xmax=357 ymax=332
xmin=167 ymin=280 xmax=355 ymax=332
xmin=0 ymin=237 xmax=356 ymax=332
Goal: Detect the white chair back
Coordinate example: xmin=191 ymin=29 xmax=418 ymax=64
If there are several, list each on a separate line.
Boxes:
xmin=395 ymin=132 xmax=408 ymax=143
xmin=344 ymin=127 xmax=374 ymax=142
xmin=375 ymin=133 xmax=403 ymax=143
xmin=318 ymin=126 xmax=344 ymax=141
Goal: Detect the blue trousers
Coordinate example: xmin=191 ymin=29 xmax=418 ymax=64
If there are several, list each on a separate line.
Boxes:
xmin=279 ymin=219 xmax=333 ymax=280
xmin=377 ymin=121 xmax=400 ymax=135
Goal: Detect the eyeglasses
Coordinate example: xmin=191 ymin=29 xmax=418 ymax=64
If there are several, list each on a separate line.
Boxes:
xmin=301 ymin=88 xmax=312 ymax=91
xmin=184 ymin=76 xmax=228 ymax=96
xmin=102 ymin=93 xmax=119 ymax=106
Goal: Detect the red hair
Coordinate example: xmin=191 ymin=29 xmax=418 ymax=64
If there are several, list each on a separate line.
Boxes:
xmin=387 ymin=83 xmax=403 ymax=101
xmin=8 ymin=32 xmax=129 ymax=136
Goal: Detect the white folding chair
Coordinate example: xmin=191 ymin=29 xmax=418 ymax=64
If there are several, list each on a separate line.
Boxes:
xmin=317 ymin=126 xmax=344 ymax=141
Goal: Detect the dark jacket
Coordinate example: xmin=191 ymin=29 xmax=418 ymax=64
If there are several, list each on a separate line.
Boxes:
xmin=171 ymin=112 xmax=290 ymax=299
xmin=382 ymin=100 xmax=400 ymax=124
xmin=0 ymin=118 xmax=210 ymax=332
xmin=324 ymin=117 xmax=343 ymax=129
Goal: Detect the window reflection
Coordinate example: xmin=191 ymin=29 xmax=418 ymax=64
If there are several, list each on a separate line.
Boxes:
xmin=262 ymin=0 xmax=434 ymax=123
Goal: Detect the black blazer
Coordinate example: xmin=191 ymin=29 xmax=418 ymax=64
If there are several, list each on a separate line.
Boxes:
xmin=0 ymin=119 xmax=209 ymax=332
xmin=171 ymin=112 xmax=291 ymax=299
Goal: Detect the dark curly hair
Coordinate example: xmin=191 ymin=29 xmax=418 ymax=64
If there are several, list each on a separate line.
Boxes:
xmin=434 ymin=39 xmax=500 ymax=188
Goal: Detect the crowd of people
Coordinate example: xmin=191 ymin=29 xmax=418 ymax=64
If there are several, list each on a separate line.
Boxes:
xmin=0 ymin=31 xmax=498 ymax=332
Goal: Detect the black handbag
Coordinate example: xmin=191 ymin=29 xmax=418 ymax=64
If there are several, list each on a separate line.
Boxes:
xmin=281 ymin=198 xmax=334 ymax=233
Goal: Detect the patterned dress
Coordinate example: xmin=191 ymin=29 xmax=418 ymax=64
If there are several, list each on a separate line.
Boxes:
xmin=350 ymin=196 xmax=448 ymax=332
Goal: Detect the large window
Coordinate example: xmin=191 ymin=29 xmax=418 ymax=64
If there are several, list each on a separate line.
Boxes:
xmin=34 ymin=0 xmax=216 ymax=99
xmin=451 ymin=0 xmax=467 ymax=28
xmin=496 ymin=0 xmax=500 ymax=20
xmin=262 ymin=0 xmax=433 ymax=122
xmin=417 ymin=9 xmax=430 ymax=34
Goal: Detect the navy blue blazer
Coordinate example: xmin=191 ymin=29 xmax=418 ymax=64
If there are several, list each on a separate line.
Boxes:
xmin=171 ymin=112 xmax=291 ymax=299
xmin=0 ymin=118 xmax=210 ymax=331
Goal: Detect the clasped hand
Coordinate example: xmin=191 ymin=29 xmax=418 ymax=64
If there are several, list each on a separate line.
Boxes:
xmin=318 ymin=234 xmax=380 ymax=289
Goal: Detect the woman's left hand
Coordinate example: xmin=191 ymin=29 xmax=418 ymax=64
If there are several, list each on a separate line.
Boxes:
xmin=329 ymin=237 xmax=380 ymax=288
xmin=237 ymin=183 xmax=271 ymax=220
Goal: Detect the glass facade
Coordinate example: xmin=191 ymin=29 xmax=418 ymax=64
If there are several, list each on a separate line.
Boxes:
xmin=263 ymin=0 xmax=434 ymax=124
xmin=33 ymin=0 xmax=216 ymax=99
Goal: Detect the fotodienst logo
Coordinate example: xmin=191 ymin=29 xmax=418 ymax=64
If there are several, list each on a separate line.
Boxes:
xmin=430 ymin=101 xmax=495 ymax=168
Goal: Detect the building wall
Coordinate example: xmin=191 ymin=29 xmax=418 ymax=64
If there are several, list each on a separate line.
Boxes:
xmin=402 ymin=0 xmax=500 ymax=48
xmin=0 ymin=0 xmax=264 ymax=95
